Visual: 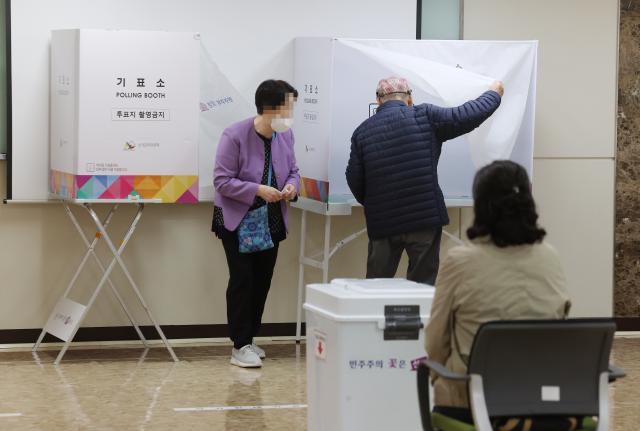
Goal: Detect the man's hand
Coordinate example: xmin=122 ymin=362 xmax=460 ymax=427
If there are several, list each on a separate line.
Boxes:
xmin=489 ymin=80 xmax=505 ymax=97
xmin=281 ymin=184 xmax=297 ymax=201
xmin=256 ymin=185 xmax=283 ymax=203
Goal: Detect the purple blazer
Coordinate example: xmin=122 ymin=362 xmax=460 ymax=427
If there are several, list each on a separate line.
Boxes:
xmin=214 ymin=117 xmax=300 ymax=232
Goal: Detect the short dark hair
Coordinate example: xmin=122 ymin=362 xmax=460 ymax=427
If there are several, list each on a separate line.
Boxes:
xmin=255 ymin=80 xmax=298 ymax=115
xmin=467 ymin=160 xmax=546 ymax=247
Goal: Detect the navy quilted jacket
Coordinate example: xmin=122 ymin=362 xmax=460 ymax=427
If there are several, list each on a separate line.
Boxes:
xmin=346 ymin=91 xmax=501 ymax=240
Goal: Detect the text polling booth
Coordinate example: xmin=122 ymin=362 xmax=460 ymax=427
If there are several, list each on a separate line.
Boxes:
xmin=292 ymin=38 xmax=537 ymax=340
xmin=37 ymin=30 xmax=200 ymax=363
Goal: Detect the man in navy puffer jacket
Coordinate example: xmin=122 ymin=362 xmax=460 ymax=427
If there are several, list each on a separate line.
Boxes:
xmin=346 ymin=76 xmax=504 ymax=285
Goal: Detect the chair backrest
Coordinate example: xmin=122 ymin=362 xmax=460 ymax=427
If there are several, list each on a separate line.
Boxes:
xmin=467 ymin=319 xmax=615 ymax=418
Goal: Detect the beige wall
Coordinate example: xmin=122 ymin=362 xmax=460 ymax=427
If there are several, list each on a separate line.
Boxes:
xmin=0 ymin=0 xmax=619 ymax=333
xmin=463 ymin=0 xmax=619 ymax=317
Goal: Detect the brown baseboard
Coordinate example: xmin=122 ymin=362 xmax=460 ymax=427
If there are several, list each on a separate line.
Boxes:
xmin=0 ymin=323 xmax=306 ymax=344
xmin=614 ymin=317 xmax=640 ymax=331
xmin=3 ymin=318 xmax=636 ymax=344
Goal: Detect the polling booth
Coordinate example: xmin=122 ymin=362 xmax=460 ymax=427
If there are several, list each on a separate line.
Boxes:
xmin=50 ymin=29 xmax=200 ymax=203
xmin=294 ymin=37 xmax=537 ymax=203
xmin=292 ymin=37 xmax=538 ymax=340
xmin=36 ymin=29 xmax=200 ymax=364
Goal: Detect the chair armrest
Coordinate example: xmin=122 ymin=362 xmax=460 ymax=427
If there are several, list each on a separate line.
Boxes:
xmin=424 ymin=359 xmax=470 ymax=381
xmin=417 ymin=361 xmax=470 ymax=431
xmin=417 ymin=363 xmax=435 ymax=431
xmin=608 ymin=365 xmax=626 ymax=382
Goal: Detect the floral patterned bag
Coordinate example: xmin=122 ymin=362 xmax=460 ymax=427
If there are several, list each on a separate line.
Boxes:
xmin=237 ymin=153 xmax=274 ymax=254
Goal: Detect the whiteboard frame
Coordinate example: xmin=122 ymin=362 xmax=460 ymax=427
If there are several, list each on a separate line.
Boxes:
xmin=4 ymin=0 xmax=12 ymax=199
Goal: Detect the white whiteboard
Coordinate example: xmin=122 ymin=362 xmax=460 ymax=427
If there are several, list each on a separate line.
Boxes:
xmin=8 ymin=0 xmax=416 ymax=201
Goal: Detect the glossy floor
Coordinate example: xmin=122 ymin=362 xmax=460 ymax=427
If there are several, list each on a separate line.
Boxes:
xmin=0 ymin=338 xmax=637 ymax=430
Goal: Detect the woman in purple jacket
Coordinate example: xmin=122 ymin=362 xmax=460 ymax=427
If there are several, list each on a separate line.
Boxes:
xmin=213 ymin=80 xmax=300 ymax=368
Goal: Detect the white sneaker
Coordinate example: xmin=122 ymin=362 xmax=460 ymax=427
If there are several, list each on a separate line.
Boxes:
xmin=230 ymin=345 xmax=262 ymax=368
xmin=251 ymin=343 xmax=266 ymax=359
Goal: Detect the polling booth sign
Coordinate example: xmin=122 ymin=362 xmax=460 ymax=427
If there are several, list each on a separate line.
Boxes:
xmin=50 ymin=29 xmax=200 ymax=203
xmin=293 ymin=38 xmax=537 ymax=203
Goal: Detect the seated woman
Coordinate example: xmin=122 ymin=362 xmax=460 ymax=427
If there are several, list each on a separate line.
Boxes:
xmin=425 ymin=160 xmax=574 ymax=430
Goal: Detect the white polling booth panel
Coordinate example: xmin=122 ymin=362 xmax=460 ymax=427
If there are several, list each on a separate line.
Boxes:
xmin=50 ymin=29 xmax=201 ymax=203
xmin=294 ymin=38 xmax=538 ymax=203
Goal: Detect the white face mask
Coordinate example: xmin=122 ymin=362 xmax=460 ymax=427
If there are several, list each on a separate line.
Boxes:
xmin=271 ymin=117 xmax=294 ymax=133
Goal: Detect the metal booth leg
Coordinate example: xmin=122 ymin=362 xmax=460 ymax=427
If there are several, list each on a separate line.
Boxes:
xmin=53 ymin=204 xmax=141 ymax=365
xmin=84 ymin=204 xmax=178 ymax=362
xmin=34 ymin=204 xmax=129 ymax=352
xmin=296 ymin=210 xmax=308 ymax=342
xmin=64 ymin=204 xmax=148 ymax=347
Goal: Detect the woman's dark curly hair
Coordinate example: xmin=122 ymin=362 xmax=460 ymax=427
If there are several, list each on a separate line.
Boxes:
xmin=467 ymin=160 xmax=546 ymax=247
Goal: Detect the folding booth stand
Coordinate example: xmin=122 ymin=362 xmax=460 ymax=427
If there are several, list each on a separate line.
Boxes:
xmin=33 ymin=199 xmax=178 ymax=365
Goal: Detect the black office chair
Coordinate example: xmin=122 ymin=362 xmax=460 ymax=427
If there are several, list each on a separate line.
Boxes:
xmin=417 ymin=319 xmax=626 ymax=431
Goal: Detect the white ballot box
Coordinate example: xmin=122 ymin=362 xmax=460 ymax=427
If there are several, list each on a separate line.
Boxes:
xmin=293 ymin=37 xmax=537 ymax=204
xmin=304 ymin=278 xmax=436 ymax=431
xmin=50 ymin=29 xmax=200 ymax=203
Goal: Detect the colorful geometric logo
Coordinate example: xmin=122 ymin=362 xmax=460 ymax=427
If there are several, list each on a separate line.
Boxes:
xmin=299 ymin=177 xmax=329 ymax=203
xmin=51 ymin=170 xmax=199 ymax=203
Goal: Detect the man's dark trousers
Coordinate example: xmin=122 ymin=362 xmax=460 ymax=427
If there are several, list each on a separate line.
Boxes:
xmin=366 ymin=227 xmax=442 ymax=285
